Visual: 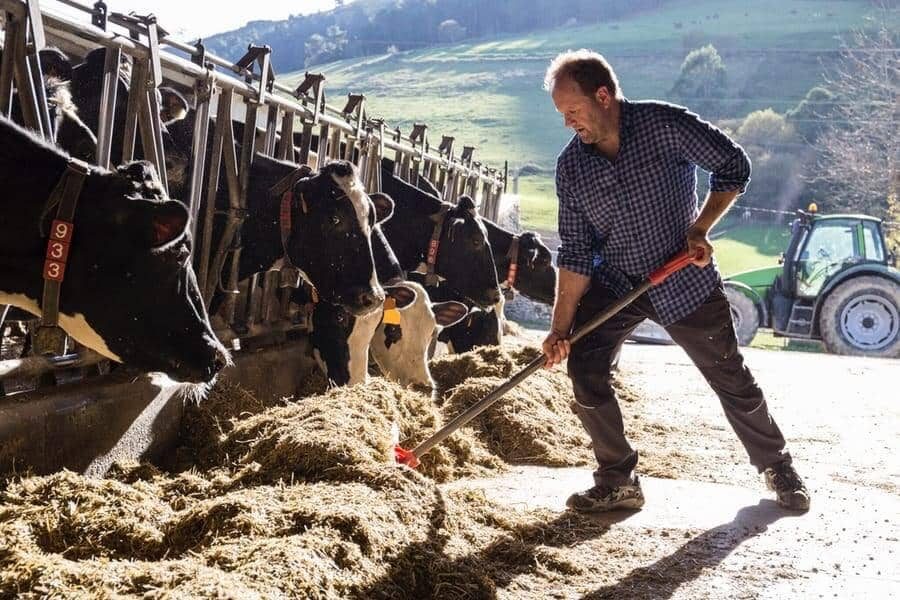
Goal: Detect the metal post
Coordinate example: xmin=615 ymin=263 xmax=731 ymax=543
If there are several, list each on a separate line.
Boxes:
xmin=187 ymin=71 xmax=214 ymax=246
xmin=95 ymin=45 xmax=120 ymax=168
xmin=278 ymin=109 xmax=294 ymax=161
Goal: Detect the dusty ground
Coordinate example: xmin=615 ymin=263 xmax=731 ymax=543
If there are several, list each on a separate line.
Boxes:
xmin=461 ymin=330 xmax=900 ymax=599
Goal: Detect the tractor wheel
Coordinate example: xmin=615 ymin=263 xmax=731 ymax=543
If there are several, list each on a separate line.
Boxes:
xmin=819 ymin=276 xmax=900 ymax=358
xmin=725 ymin=287 xmax=759 ymax=346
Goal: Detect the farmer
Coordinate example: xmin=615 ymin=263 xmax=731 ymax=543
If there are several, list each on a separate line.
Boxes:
xmin=541 ymin=49 xmax=809 ymax=512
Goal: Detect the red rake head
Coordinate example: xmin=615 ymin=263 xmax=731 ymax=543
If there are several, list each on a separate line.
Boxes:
xmin=394 ymin=445 xmax=420 ymax=468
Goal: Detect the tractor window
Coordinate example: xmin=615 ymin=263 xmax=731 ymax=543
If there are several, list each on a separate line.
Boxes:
xmin=796 ymin=220 xmax=857 ymax=298
xmin=862 ymin=221 xmax=885 ymax=262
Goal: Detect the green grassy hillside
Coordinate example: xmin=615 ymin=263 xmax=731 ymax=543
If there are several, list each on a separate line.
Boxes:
xmin=283 ymin=0 xmax=876 ymax=233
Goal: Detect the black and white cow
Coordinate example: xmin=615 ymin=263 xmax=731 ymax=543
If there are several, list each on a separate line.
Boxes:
xmin=431 ymin=224 xmax=556 ymax=353
xmin=206 ymin=155 xmax=387 ymax=316
xmin=0 ymin=115 xmax=227 ymax=383
xmin=298 ymin=213 xmax=467 ymax=388
xmin=484 ymin=224 xmax=556 ymax=305
xmin=410 ymin=175 xmax=557 ymax=305
xmin=69 ymin=47 xmax=190 ymax=191
xmin=379 ymin=161 xmax=501 ymax=309
xmin=1 ymin=47 xmax=98 ymax=163
xmin=306 ymin=281 xmax=467 ymax=388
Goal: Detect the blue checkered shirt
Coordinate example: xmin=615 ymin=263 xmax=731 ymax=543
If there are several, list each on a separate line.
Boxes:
xmin=556 ymin=99 xmax=751 ymax=325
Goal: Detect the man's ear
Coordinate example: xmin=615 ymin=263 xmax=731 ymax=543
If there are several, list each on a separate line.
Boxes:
xmin=595 ymin=85 xmax=611 ymax=107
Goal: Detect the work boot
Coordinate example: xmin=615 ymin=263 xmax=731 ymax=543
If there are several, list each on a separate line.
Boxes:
xmin=566 ymin=476 xmax=645 ymax=513
xmin=764 ymin=462 xmax=810 ymax=512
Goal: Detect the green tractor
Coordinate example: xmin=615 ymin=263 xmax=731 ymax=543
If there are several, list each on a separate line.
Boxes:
xmin=724 ymin=208 xmax=900 ymax=358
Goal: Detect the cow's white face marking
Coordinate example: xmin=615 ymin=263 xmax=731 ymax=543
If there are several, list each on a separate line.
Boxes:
xmin=331 ymin=171 xmax=371 ymax=237
xmin=0 ymin=291 xmax=122 ymax=361
xmin=369 ymin=281 xmax=435 ymax=388
xmin=331 ymin=170 xmax=380 ymax=293
xmin=347 ymin=307 xmax=382 ymax=386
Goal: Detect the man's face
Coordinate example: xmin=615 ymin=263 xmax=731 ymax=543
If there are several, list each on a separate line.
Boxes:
xmin=551 ymin=76 xmax=610 ymax=145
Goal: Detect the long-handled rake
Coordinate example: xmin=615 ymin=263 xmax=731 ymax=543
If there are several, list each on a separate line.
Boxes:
xmin=394 ymin=249 xmax=701 ymax=468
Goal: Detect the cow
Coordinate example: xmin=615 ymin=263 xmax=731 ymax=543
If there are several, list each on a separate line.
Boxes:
xmin=428 ymin=224 xmax=556 ymax=354
xmin=378 ymin=160 xmax=502 ymax=309
xmin=205 ymin=155 xmax=387 ymax=317
xmin=410 ymin=175 xmax=557 ymax=305
xmin=297 ymin=214 xmax=466 ymax=389
xmin=1 ymin=46 xmax=98 ymax=163
xmin=306 ymin=281 xmax=467 ymax=388
xmin=0 ymin=115 xmax=228 ymax=383
xmin=69 ymin=47 xmax=190 ymax=193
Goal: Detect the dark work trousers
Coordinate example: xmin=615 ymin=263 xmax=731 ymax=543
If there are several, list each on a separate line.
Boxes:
xmin=566 ymin=281 xmax=791 ymax=489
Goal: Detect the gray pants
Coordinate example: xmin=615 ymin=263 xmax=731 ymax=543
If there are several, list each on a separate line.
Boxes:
xmin=567 ymin=282 xmax=791 ymax=488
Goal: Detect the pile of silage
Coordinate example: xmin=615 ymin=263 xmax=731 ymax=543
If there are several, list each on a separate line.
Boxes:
xmin=0 ymin=369 xmax=615 ymax=599
xmin=0 ymin=342 xmax=670 ymax=598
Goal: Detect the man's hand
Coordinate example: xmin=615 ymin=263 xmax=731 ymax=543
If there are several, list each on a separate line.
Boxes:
xmin=686 ymin=225 xmax=713 ymax=267
xmin=542 ymin=330 xmax=571 ymax=369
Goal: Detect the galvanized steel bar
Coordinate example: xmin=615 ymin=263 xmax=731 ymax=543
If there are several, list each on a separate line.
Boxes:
xmin=94 ymin=44 xmax=119 ymax=168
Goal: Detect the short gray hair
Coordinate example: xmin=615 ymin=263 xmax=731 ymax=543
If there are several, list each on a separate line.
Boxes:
xmin=543 ymin=49 xmax=623 ymax=100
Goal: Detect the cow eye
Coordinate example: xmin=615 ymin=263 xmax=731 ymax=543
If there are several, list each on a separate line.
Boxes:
xmin=331 ymin=215 xmax=341 ymax=227
xmin=336 ymin=312 xmax=347 ymax=324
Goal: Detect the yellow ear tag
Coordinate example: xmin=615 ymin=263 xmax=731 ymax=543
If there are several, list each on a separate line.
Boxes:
xmin=382 ymin=296 xmax=402 ymax=325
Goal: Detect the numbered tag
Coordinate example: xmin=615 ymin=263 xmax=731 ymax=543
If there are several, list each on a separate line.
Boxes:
xmin=50 ymin=219 xmax=74 ymax=243
xmin=44 ymin=219 xmax=74 ymax=282
xmin=43 ymin=259 xmax=65 ymax=282
xmin=46 ymin=239 xmax=70 ymax=264
xmin=427 ymin=239 xmax=440 ymax=264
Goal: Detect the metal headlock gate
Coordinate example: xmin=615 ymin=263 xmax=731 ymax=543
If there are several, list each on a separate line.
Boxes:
xmin=0 ymin=0 xmax=508 ymax=391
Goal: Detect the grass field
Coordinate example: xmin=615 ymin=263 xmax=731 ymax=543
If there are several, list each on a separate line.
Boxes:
xmin=285 ymin=0 xmax=875 ymax=169
xmin=281 ymin=0 xmax=881 ymax=237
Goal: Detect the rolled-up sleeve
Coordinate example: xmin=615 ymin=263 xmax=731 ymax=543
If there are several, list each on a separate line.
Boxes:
xmin=671 ymin=106 xmax=751 ymax=194
xmin=556 ymin=163 xmax=594 ymax=277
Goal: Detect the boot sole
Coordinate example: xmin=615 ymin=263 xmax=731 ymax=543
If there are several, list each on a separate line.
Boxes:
xmin=567 ymin=495 xmax=645 ymax=513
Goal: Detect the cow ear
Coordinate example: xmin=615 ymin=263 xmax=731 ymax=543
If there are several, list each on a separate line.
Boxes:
xmin=370 ymin=192 xmax=394 ymax=223
xmin=384 ymin=284 xmax=417 ymax=309
xmin=146 ymin=201 xmax=189 ymax=247
xmin=160 ymin=87 xmax=189 ymax=123
xmin=433 ymin=301 xmax=468 ymax=328
xmin=456 ymin=194 xmax=477 ymax=217
xmin=39 ymin=47 xmax=72 ymax=81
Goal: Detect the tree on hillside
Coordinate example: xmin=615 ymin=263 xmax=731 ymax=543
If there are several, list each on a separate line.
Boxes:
xmin=736 ymin=109 xmax=797 ymax=152
xmin=438 ymin=19 xmax=467 ymax=43
xmin=669 ymin=44 xmax=727 ymax=117
xmin=810 ymin=15 xmax=898 ymax=224
xmin=786 ymin=86 xmax=839 ymax=144
xmin=304 ymin=24 xmax=348 ymax=67
xmin=733 ymin=109 xmax=808 ymax=212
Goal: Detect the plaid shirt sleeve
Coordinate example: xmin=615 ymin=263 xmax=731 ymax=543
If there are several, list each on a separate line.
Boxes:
xmin=555 ymin=160 xmax=594 ymax=277
xmin=671 ymin=106 xmax=752 ymax=194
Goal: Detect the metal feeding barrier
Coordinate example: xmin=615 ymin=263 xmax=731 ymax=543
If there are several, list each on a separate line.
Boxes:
xmin=0 ymin=0 xmax=509 ymax=392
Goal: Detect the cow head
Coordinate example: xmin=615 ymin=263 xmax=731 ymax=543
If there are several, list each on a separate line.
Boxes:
xmin=435 ymin=194 xmax=502 ymax=309
xmin=311 ymin=281 xmax=466 ymax=389
xmin=506 ymin=230 xmax=556 ymax=304
xmin=288 ymin=161 xmax=386 ymax=316
xmin=379 ymin=166 xmax=502 ymax=309
xmin=437 ymin=304 xmax=503 ymax=354
xmin=64 ymin=161 xmax=229 ymax=383
xmin=369 ymin=281 xmax=467 ymax=389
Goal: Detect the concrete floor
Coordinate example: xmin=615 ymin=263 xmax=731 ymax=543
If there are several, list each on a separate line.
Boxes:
xmin=445 ymin=339 xmax=900 ymax=598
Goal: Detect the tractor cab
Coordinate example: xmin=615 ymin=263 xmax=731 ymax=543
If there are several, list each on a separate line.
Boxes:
xmin=769 ymin=205 xmax=895 ymax=343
